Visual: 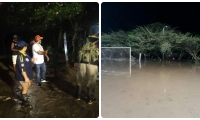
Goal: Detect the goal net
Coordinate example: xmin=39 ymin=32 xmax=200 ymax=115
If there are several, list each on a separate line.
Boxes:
xmin=101 ymin=47 xmax=131 ymax=75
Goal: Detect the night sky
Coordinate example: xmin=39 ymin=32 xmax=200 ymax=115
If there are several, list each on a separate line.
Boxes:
xmin=102 ymin=2 xmax=200 ymax=34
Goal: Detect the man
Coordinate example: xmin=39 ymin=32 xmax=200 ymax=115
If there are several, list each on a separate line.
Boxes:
xmin=15 ymin=40 xmax=33 ymax=107
xmin=76 ymin=36 xmax=99 ymax=105
xmin=32 ymin=35 xmax=49 ymax=87
xmin=11 ymin=35 xmax=19 ymax=71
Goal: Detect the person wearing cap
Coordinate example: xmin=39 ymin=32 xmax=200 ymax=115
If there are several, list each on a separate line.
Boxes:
xmin=15 ymin=40 xmax=33 ymax=107
xmin=32 ymin=35 xmax=49 ymax=87
xmin=11 ymin=35 xmax=19 ymax=72
xmin=76 ymin=33 xmax=99 ymax=105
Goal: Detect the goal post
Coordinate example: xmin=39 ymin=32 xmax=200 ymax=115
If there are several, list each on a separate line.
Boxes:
xmin=101 ymin=47 xmax=131 ymax=75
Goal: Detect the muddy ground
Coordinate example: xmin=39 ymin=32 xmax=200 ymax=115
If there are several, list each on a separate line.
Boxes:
xmin=0 ymin=56 xmax=99 ymax=118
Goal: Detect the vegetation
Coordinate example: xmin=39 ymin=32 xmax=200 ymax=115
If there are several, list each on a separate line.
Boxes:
xmin=102 ymin=22 xmax=200 ymax=62
xmin=0 ymin=2 xmax=99 ymax=74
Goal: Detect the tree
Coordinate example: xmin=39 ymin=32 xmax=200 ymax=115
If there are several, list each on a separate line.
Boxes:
xmin=102 ymin=22 xmax=200 ymax=62
xmin=0 ymin=2 xmax=99 ymax=74
xmin=180 ymin=36 xmax=200 ymax=61
xmin=0 ymin=2 xmax=83 ymax=32
xmin=102 ymin=30 xmax=128 ymax=47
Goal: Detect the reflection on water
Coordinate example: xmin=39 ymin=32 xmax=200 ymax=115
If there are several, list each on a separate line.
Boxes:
xmin=101 ymin=60 xmax=131 ymax=75
xmin=101 ymin=60 xmax=200 ymax=118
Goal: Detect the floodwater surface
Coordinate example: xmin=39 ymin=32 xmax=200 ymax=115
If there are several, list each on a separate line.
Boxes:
xmin=101 ymin=60 xmax=200 ymax=118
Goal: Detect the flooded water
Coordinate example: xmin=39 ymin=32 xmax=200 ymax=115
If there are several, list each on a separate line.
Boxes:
xmin=101 ymin=60 xmax=200 ymax=118
xmin=101 ymin=60 xmax=131 ymax=75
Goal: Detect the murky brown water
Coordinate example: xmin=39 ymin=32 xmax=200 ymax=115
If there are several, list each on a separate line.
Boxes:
xmin=102 ymin=60 xmax=131 ymax=75
xmin=101 ymin=60 xmax=200 ymax=118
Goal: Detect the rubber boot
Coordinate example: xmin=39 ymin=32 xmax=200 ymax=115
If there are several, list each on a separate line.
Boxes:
xmin=14 ymin=86 xmax=22 ymax=100
xmin=13 ymin=86 xmax=22 ymax=103
xmin=21 ymin=94 xmax=32 ymax=108
xmin=76 ymin=86 xmax=82 ymax=100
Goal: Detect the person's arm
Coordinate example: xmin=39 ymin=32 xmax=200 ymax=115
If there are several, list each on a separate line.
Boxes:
xmin=33 ymin=44 xmax=47 ymax=55
xmin=11 ymin=42 xmax=19 ymax=52
xmin=44 ymin=53 xmax=49 ymax=61
xmin=22 ymin=71 xmax=30 ymax=83
xmin=31 ymin=58 xmax=37 ymax=63
xmin=17 ymin=54 xmax=30 ymax=82
xmin=37 ymin=50 xmax=47 ymax=55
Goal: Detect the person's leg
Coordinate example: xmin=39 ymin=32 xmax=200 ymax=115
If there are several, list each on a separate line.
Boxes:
xmin=28 ymin=80 xmax=31 ymax=88
xmin=27 ymin=80 xmax=32 ymax=98
xmin=76 ymin=63 xmax=86 ymax=100
xmin=13 ymin=65 xmax=16 ymax=72
xmin=21 ymin=82 xmax=28 ymax=95
xmin=12 ymin=55 xmax=17 ymax=72
xmin=35 ymin=64 xmax=41 ymax=86
xmin=86 ymin=64 xmax=98 ymax=104
xmin=13 ymin=82 xmax=22 ymax=100
xmin=20 ymin=81 xmax=32 ymax=107
xmin=41 ymin=62 xmax=48 ymax=82
xmin=86 ymin=64 xmax=98 ymax=89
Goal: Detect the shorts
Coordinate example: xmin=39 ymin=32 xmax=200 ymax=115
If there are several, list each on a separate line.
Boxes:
xmin=18 ymin=80 xmax=31 ymax=84
xmin=19 ymin=81 xmax=26 ymax=84
xmin=12 ymin=55 xmax=18 ymax=64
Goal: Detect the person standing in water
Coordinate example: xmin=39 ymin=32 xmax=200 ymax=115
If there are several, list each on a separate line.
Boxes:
xmin=15 ymin=40 xmax=33 ymax=108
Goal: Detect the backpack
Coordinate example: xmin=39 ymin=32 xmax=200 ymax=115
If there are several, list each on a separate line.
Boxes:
xmin=78 ymin=38 xmax=99 ymax=63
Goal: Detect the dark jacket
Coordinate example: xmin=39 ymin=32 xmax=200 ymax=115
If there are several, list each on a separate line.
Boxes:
xmin=15 ymin=51 xmax=33 ymax=81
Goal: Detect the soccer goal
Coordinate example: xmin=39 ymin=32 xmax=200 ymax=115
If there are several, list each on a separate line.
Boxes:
xmin=101 ymin=47 xmax=131 ymax=75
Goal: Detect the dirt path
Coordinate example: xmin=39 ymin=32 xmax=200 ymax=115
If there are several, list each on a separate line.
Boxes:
xmin=0 ymin=58 xmax=99 ymax=118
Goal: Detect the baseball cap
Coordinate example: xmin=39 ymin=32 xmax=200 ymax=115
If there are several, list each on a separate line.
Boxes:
xmin=18 ymin=40 xmax=28 ymax=47
xmin=35 ymin=35 xmax=43 ymax=41
xmin=89 ymin=25 xmax=99 ymax=39
xmin=13 ymin=35 xmax=18 ymax=38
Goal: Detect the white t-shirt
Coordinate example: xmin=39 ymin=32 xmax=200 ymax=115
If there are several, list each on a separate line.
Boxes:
xmin=32 ymin=43 xmax=44 ymax=64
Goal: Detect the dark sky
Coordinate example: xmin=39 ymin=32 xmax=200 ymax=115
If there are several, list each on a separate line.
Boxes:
xmin=102 ymin=2 xmax=200 ymax=34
